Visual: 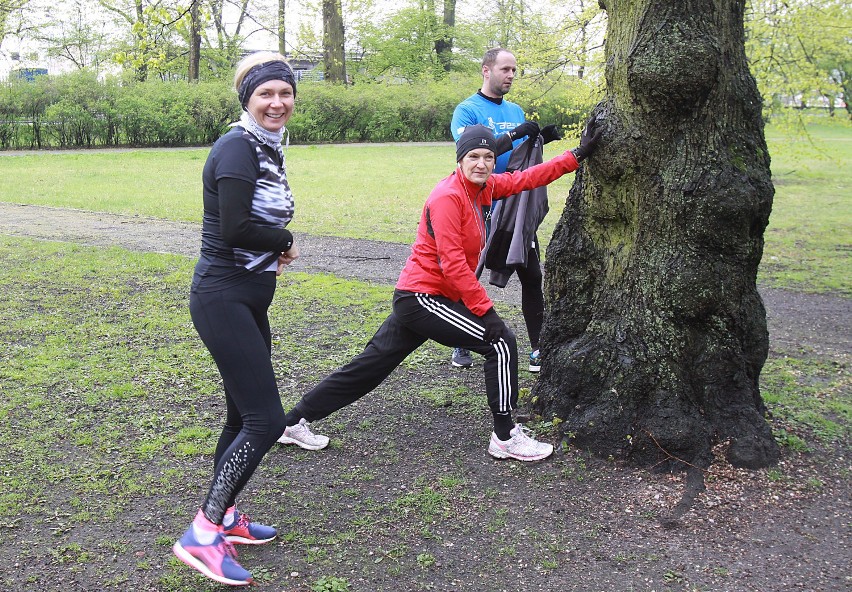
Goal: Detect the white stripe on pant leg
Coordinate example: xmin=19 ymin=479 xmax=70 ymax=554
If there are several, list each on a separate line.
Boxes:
xmin=498 ymin=340 xmax=510 ymax=412
xmin=494 ymin=338 xmax=512 ymax=413
xmin=414 ymin=293 xmax=484 ymax=338
xmin=415 ymin=294 xmax=482 ymax=336
xmin=414 ymin=293 xmax=513 ymax=411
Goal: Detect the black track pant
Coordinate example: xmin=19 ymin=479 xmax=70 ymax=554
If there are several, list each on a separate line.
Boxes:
xmin=293 ymin=290 xmax=518 ymax=425
xmin=189 ymin=273 xmax=287 ymax=524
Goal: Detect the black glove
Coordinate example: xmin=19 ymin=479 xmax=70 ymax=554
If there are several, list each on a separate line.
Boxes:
xmin=572 ymin=117 xmax=604 ymax=161
xmin=481 ymin=308 xmax=508 ymax=343
xmin=540 ymin=124 xmax=562 ymax=144
xmin=508 ymin=121 xmax=540 ymax=142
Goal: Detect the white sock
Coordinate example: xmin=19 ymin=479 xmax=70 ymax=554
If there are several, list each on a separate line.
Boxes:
xmin=222 ymin=506 xmax=238 ymax=529
xmin=191 ymin=510 xmax=219 ymax=545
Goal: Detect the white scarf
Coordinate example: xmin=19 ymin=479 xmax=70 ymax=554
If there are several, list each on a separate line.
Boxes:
xmin=231 ymin=110 xmax=288 ymax=159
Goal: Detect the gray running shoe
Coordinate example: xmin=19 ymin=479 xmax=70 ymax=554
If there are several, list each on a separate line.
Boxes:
xmin=451 ymin=347 xmax=473 ymax=368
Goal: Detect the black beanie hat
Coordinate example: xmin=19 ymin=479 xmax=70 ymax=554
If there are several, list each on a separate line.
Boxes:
xmin=456 ymin=124 xmax=497 ymax=162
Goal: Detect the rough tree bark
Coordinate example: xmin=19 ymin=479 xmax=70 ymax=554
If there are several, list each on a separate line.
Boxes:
xmin=532 ymin=0 xmax=780 ymax=471
xmin=323 ymin=0 xmax=346 ymax=83
xmin=188 ymin=0 xmax=201 ymax=81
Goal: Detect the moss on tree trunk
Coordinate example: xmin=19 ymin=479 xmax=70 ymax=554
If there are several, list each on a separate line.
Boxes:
xmin=533 ymin=0 xmax=780 ymax=470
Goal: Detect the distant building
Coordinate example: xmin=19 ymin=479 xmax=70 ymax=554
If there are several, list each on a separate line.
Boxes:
xmin=10 ymin=67 xmax=48 ymax=82
xmin=239 ymin=49 xmax=360 ymax=83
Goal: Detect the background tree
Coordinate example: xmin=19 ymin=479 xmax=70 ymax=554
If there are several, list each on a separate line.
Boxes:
xmin=0 ymin=0 xmax=31 ymax=49
xmin=823 ymin=53 xmax=851 ymax=119
xmin=746 ymin=0 xmax=851 ymax=119
xmin=199 ymin=0 xmax=282 ymax=79
xmin=187 ymin=0 xmax=200 ymax=79
xmin=277 ymin=0 xmax=285 ymax=54
xmin=467 ymin=0 xmax=606 ymax=89
xmin=102 ymin=0 xmax=179 ymax=80
xmin=542 ymin=0 xmax=605 ymax=81
xmin=433 ymin=0 xmax=455 ymax=73
xmin=355 ymin=6 xmax=445 ymax=80
xmin=487 ymin=0 xmax=524 ymax=48
xmin=206 ymin=0 xmax=248 ymax=57
xmin=26 ymin=0 xmax=110 ymax=70
xmin=533 ymin=0 xmax=780 ymax=477
xmin=322 ymin=0 xmax=345 ymax=82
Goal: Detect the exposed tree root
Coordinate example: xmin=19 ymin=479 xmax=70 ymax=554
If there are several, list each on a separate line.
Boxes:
xmin=659 ymin=466 xmax=706 ymax=529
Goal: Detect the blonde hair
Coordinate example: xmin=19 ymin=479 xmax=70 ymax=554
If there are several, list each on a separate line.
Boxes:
xmin=233 ymin=51 xmax=290 ymax=92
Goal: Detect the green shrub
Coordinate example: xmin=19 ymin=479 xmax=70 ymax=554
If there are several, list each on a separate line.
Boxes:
xmin=44 ymin=71 xmax=119 ymax=148
xmin=0 ymin=71 xmax=600 ymax=148
xmin=0 ymin=74 xmax=60 ymax=148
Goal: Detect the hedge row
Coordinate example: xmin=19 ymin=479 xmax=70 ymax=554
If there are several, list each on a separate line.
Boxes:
xmin=0 ymin=70 xmax=598 ymax=150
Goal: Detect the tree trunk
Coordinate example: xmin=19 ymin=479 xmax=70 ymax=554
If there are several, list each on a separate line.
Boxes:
xmin=434 ymin=0 xmax=456 ymax=73
xmin=134 ymin=0 xmax=147 ymax=81
xmin=533 ymin=0 xmax=779 ymax=471
xmin=843 ymin=74 xmax=852 ymax=119
xmin=207 ymin=0 xmax=225 ymax=49
xmin=323 ymin=0 xmax=346 ymax=83
xmin=188 ymin=0 xmax=201 ymax=81
xmin=823 ymin=93 xmax=834 ymax=117
xmin=278 ymin=0 xmax=286 ymax=56
xmin=577 ymin=0 xmax=588 ymax=80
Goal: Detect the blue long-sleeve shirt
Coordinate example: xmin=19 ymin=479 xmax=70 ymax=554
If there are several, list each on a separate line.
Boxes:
xmin=450 ymin=92 xmax=526 ymax=173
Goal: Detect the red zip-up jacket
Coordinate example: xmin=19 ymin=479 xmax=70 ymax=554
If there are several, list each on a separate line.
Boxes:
xmin=396 ymin=150 xmax=579 ymax=316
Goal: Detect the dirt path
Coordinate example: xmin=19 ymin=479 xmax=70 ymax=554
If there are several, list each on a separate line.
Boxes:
xmin=1 ymin=201 xmax=848 ymax=358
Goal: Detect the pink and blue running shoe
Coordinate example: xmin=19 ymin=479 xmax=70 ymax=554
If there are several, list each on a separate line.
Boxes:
xmin=223 ymin=510 xmax=277 ymax=545
xmin=172 ymin=526 xmax=253 ymax=586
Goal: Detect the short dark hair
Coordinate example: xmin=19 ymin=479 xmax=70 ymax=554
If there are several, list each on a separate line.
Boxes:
xmin=482 ymin=47 xmax=512 ymax=69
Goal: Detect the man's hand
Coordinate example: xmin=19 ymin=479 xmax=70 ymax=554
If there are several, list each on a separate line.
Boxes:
xmin=509 ymin=121 xmax=540 ymax=142
xmin=541 ymin=124 xmax=562 ymax=144
xmin=481 ymin=308 xmax=509 ymax=343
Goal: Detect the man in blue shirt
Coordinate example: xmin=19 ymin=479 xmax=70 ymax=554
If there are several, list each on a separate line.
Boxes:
xmin=449 ymin=47 xmax=561 ymax=372
xmin=452 ymin=49 xmax=528 ymax=174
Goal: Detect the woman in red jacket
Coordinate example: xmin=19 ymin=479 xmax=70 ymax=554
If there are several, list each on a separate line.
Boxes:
xmin=281 ymin=122 xmax=601 ymax=461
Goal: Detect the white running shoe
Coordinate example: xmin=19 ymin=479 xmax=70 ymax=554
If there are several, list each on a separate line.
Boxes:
xmin=488 ymin=424 xmax=553 ymax=461
xmin=277 ymin=418 xmax=329 ymax=450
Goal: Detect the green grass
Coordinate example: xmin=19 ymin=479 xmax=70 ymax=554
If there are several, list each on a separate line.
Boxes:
xmin=760 ymin=119 xmax=852 ymax=294
xmin=3 ymin=119 xmax=845 ymax=293
xmin=0 ymin=141 xmax=570 ymax=245
xmin=0 ymin=144 xmax=451 ymax=242
xmin=0 ymin=236 xmax=391 ymax=519
xmin=18 ymin=127 xmax=840 ymax=305
xmin=762 ymin=354 xmax=851 ymax=448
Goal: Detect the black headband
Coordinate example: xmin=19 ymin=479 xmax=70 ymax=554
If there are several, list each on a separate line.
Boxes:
xmin=238 ymin=61 xmax=297 ymax=108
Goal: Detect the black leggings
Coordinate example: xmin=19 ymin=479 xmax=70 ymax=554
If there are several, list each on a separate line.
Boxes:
xmin=294 ymin=290 xmax=519 ymax=426
xmin=189 ymin=273 xmax=287 ymax=525
xmin=516 ymin=246 xmax=544 ymax=350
